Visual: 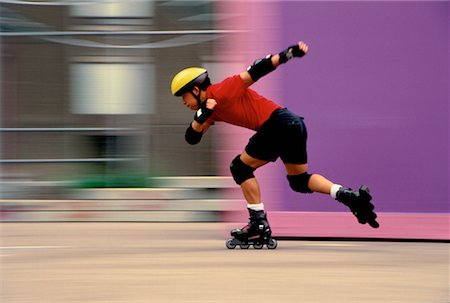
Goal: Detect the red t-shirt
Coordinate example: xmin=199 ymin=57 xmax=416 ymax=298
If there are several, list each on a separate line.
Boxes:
xmin=205 ymin=75 xmax=282 ymax=131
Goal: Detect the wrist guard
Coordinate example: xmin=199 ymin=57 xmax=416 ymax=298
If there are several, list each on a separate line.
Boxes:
xmin=246 ymin=54 xmax=276 ymax=82
xmin=279 ymin=44 xmax=305 ymax=64
xmin=194 ymin=102 xmax=213 ymax=124
xmin=185 ymin=124 xmax=203 ymax=145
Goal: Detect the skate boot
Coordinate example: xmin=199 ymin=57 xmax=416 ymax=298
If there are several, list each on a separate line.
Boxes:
xmin=336 ymin=185 xmax=379 ymax=228
xmin=226 ymin=209 xmax=277 ymax=249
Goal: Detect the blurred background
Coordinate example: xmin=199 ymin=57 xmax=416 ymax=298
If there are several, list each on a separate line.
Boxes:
xmin=0 ymin=0 xmax=449 ymax=240
xmin=1 ymin=0 xmax=231 ymax=181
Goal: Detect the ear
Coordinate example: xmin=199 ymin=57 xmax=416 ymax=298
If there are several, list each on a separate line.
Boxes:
xmin=192 ymin=86 xmax=200 ymax=95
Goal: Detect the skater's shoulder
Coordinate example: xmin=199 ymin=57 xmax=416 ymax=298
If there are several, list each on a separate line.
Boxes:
xmin=208 ymin=74 xmax=247 ymax=98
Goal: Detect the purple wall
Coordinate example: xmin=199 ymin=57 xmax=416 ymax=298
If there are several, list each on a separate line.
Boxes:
xmin=277 ymin=1 xmax=449 ymax=213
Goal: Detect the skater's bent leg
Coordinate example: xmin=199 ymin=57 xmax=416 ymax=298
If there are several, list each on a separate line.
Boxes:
xmin=284 ymin=163 xmax=333 ymax=194
xmin=284 ymin=163 xmax=379 ymax=228
xmin=229 ymin=151 xmax=273 ymax=244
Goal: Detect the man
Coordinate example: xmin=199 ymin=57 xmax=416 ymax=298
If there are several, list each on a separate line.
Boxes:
xmin=171 ymin=41 xmax=379 ymax=247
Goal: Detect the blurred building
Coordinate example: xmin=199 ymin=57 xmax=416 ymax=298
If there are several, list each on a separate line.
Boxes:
xmin=1 ymin=0 xmax=244 ymax=183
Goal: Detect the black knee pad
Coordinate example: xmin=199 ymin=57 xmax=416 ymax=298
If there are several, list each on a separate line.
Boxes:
xmin=287 ymin=172 xmax=313 ymax=193
xmin=230 ymin=155 xmax=255 ymax=185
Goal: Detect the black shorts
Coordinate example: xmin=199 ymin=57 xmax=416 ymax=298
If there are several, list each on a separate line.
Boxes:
xmin=245 ymin=108 xmax=308 ymax=164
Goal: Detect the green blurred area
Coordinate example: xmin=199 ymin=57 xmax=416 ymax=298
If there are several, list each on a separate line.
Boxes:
xmin=73 ymin=173 xmax=150 ymax=188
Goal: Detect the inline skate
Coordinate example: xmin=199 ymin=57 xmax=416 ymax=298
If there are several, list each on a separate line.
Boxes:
xmin=336 ymin=185 xmax=379 ymax=228
xmin=226 ymin=209 xmax=277 ymax=249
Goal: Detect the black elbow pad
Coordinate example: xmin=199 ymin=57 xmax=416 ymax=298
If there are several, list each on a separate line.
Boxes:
xmin=247 ymin=54 xmax=275 ymax=82
xmin=185 ymin=124 xmax=203 ymax=145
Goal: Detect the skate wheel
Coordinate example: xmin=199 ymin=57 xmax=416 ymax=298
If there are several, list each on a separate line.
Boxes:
xmin=267 ymin=238 xmax=278 ymax=249
xmin=253 ymin=243 xmax=263 ymax=249
xmin=226 ymin=239 xmax=236 ymax=249
xmin=239 ymin=244 xmax=250 ymax=249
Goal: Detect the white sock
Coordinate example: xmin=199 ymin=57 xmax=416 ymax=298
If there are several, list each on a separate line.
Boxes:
xmin=330 ymin=184 xmax=343 ymax=199
xmin=247 ymin=203 xmax=265 ymax=212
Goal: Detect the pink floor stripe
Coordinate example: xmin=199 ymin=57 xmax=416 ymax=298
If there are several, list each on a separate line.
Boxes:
xmin=223 ymin=212 xmax=449 ymax=240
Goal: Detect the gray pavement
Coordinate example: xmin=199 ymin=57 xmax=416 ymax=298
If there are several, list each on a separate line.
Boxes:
xmin=1 ymin=223 xmax=449 ymax=303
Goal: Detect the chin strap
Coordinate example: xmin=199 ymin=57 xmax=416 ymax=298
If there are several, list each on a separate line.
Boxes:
xmin=190 ymin=90 xmax=213 ymax=124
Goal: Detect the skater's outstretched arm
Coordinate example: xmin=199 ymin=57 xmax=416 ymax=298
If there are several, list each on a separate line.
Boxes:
xmin=240 ymin=41 xmax=309 ymax=87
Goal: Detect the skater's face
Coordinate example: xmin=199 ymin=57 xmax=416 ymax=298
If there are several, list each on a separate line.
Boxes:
xmin=181 ymin=92 xmax=198 ymax=110
xmin=181 ymin=86 xmax=203 ymax=110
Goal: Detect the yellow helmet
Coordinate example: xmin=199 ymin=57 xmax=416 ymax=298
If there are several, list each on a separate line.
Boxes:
xmin=171 ymin=67 xmax=210 ymax=96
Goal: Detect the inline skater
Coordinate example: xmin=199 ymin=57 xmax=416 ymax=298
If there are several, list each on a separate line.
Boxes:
xmin=171 ymin=41 xmax=379 ymax=249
